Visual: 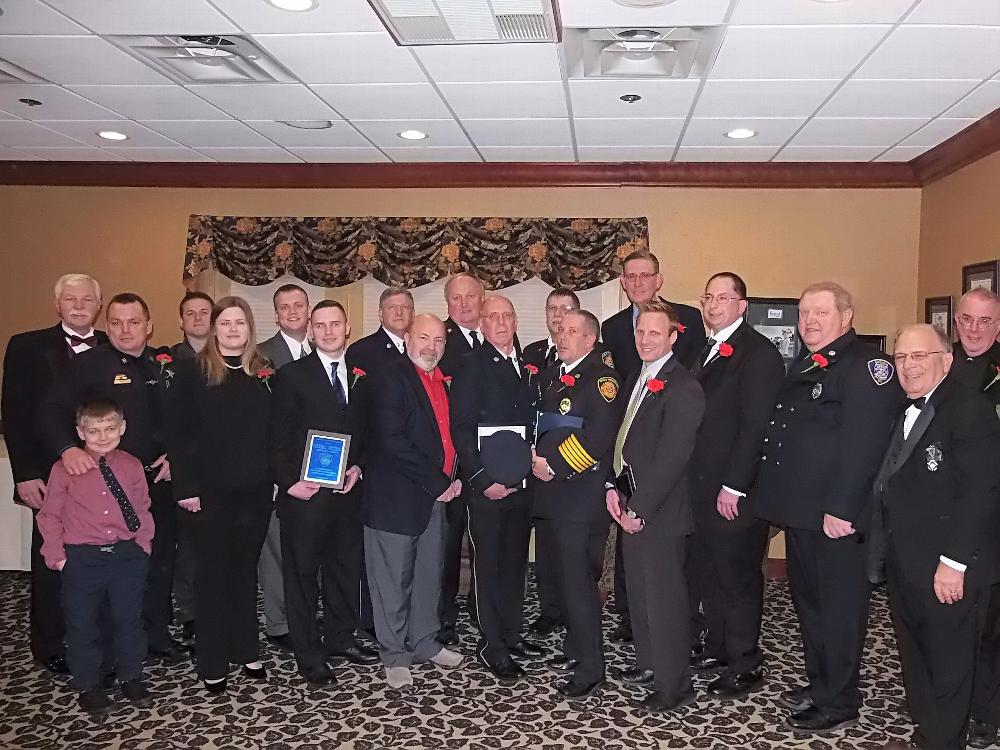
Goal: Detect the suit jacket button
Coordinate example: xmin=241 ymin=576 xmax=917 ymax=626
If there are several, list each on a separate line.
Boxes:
xmin=781 ymin=424 xmax=786 ymax=429
xmin=778 ymin=442 xmax=782 ymax=448
xmin=776 ymin=403 xmax=783 ymax=409
xmin=764 ymin=438 xmax=769 ymax=443
xmin=770 ymin=420 xmax=775 ymax=426
xmin=789 ymin=407 xmax=795 ymax=412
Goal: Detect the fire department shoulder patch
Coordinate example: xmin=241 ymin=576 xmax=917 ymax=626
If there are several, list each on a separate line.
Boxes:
xmin=868 ymin=358 xmax=894 ymax=386
xmin=598 ymin=376 xmax=619 ymax=402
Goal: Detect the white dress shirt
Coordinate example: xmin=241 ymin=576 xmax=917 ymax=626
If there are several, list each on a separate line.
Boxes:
xmin=383 ymin=327 xmax=405 ymax=354
xmin=560 ymin=353 xmax=589 ymax=376
xmin=704 ymin=317 xmax=744 ymax=366
xmin=317 ymin=349 xmax=349 ymax=404
xmin=622 ymin=351 xmax=673 ymax=432
xmin=62 ymin=323 xmax=97 ymax=355
xmin=280 ymin=330 xmax=311 ymax=360
xmin=455 ymin=323 xmax=483 ymax=349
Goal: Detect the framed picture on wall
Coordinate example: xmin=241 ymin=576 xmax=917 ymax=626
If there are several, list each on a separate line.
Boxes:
xmin=745 ymin=297 xmax=802 ymax=372
xmin=962 ymin=262 xmax=999 ymax=293
xmin=924 ymin=296 xmax=953 ymax=339
xmin=857 ymin=334 xmax=888 ymax=352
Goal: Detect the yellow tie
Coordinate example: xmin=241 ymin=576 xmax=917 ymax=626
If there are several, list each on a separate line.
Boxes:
xmin=613 ymin=365 xmax=649 ymax=475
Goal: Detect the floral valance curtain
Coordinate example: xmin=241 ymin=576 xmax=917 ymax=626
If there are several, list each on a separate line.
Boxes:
xmin=184 ymin=215 xmax=649 ymax=291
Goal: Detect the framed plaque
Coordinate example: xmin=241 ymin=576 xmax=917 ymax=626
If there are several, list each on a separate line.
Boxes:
xmin=962 ymin=261 xmax=999 ymax=294
xmin=745 ymin=297 xmax=802 ymax=373
xmin=300 ymin=430 xmax=351 ymax=489
xmin=924 ymin=296 xmax=953 ymax=339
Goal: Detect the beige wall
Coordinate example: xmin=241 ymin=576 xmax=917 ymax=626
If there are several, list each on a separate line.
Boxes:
xmin=918 ymin=150 xmax=1000 ymax=311
xmin=0 ymin=184 xmax=921 ymax=354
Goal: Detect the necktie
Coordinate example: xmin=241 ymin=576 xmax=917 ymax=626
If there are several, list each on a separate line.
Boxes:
xmin=470 ymin=330 xmax=481 ymax=349
xmin=699 ymin=337 xmax=717 ymax=366
xmin=545 ymin=345 xmax=557 ymax=367
xmin=559 ymin=365 xmax=566 ymax=379
xmin=613 ymin=365 xmax=650 ymax=475
xmin=67 ymin=333 xmax=98 ymax=348
xmin=906 ymin=396 xmax=926 ymax=410
xmin=98 ymin=456 xmax=141 ymax=533
xmin=330 ymin=361 xmax=346 ymax=405
xmin=298 ymin=343 xmax=306 ymax=360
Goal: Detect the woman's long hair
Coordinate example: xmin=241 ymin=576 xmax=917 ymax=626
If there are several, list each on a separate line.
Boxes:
xmin=198 ymin=296 xmax=268 ymax=386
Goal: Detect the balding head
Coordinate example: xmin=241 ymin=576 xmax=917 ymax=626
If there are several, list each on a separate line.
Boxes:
xmin=405 ymin=313 xmax=447 ymax=372
xmin=481 ymin=295 xmax=517 ymax=352
xmin=956 ymin=289 xmax=1000 ymax=357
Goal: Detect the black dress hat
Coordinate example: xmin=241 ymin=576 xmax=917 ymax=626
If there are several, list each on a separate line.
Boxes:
xmin=480 ymin=430 xmax=533 ymax=487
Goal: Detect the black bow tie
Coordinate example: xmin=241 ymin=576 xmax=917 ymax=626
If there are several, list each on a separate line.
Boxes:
xmin=906 ymin=396 xmax=926 ymax=410
xmin=67 ymin=333 xmax=97 ymax=347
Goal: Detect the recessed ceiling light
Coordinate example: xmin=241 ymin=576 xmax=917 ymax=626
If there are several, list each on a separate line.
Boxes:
xmin=278 ymin=120 xmax=333 ymax=130
xmin=725 ymin=128 xmax=757 ymax=140
xmin=265 ymin=0 xmax=318 ymax=10
xmin=620 ymin=94 xmax=642 ymax=103
xmin=398 ymin=129 xmax=427 ymax=141
xmin=98 ymin=130 xmax=128 ymax=141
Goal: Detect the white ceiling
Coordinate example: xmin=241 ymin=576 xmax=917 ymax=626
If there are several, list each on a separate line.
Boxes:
xmin=0 ymin=0 xmax=997 ymax=164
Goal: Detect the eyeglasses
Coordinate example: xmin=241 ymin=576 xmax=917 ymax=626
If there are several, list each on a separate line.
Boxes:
xmin=546 ymin=304 xmax=575 ymax=314
xmin=623 ymin=272 xmax=656 ymax=283
xmin=383 ymin=304 xmax=413 ymax=313
xmin=892 ymin=351 xmax=945 ymax=365
xmin=956 ymin=314 xmax=996 ymax=329
xmin=699 ymin=294 xmax=742 ymax=305
xmin=485 ymin=312 xmax=516 ymax=322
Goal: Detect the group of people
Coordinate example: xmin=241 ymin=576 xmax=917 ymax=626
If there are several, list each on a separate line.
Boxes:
xmin=3 ymin=251 xmax=1000 ymax=750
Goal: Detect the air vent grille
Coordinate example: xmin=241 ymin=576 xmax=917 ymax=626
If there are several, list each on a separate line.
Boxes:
xmin=108 ymin=35 xmax=295 ymax=84
xmin=369 ymin=0 xmax=558 ymax=45
xmin=496 ymin=14 xmax=550 ymax=41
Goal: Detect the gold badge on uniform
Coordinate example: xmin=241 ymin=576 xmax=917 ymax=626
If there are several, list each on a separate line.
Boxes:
xmin=597 ymin=376 xmax=619 ymax=402
xmin=113 ymin=374 xmax=131 ymax=385
xmin=559 ymin=397 xmax=571 ymax=415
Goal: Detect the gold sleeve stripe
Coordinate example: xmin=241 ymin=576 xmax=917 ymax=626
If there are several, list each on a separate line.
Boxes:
xmin=567 ymin=434 xmax=597 ymax=467
xmin=560 ymin=438 xmax=590 ymax=469
xmin=558 ymin=439 xmax=590 ymax=473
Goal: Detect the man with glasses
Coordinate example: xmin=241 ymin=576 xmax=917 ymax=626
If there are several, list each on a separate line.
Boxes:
xmin=601 ymin=250 xmax=706 ymax=645
xmin=950 ymin=289 xmax=1000 ymax=748
xmin=753 ymin=281 xmax=904 ymax=733
xmin=873 ymin=325 xmax=1000 ymax=750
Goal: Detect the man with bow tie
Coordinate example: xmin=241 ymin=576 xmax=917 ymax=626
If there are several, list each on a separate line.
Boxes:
xmin=873 ymin=324 xmax=1000 ymax=750
xmin=2 ymin=273 xmax=106 ymax=675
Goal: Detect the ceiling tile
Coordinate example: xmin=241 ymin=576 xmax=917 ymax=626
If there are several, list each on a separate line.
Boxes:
xmin=0 ymin=120 xmax=88 ymax=147
xmin=0 ymin=85 xmax=123 ymax=121
xmin=560 ymin=0 xmax=732 ymax=27
xmin=906 ymin=0 xmax=1000 ymax=26
xmin=382 ymin=147 xmax=482 ymax=162
xmin=141 ymin=119 xmax=273 ymax=147
xmin=440 ymin=82 xmax=568 ymax=119
xmin=820 ymin=79 xmax=981 ymax=117
xmin=773 ymin=146 xmax=886 ymax=161
xmin=208 ymin=0 xmax=384 ymax=33
xmin=792 ymin=117 xmax=928 ymax=147
xmin=285 ymin=147 xmax=389 ymax=163
xmin=67 ymin=85 xmax=228 ymax=120
xmin=184 ymin=84 xmax=337 ymax=120
xmin=857 ymin=26 xmax=1000 ymax=79
xmin=731 ymin=0 xmax=914 ymax=25
xmin=42 ymin=0 xmax=239 ymax=34
xmin=0 ymin=36 xmax=169 ymax=84
xmin=244 ymin=120 xmax=369 ymax=148
xmin=695 ymin=79 xmax=839 ymax=118
xmin=310 ymin=83 xmax=451 ymax=120
xmin=673 ymin=147 xmax=781 ymax=162
xmin=37 ymin=119 xmax=183 ymax=148
xmin=896 ymin=117 xmax=978 ymax=148
xmin=575 ymin=118 xmax=683 ymax=147
xmin=253 ymin=33 xmax=427 ymax=84
xmin=414 ymin=43 xmax=562 ymax=83
xmin=711 ymin=26 xmax=890 ymax=79
xmin=568 ymin=79 xmax=699 ymax=119
xmin=17 ymin=146 xmax=126 ymax=161
xmin=577 ymin=147 xmax=674 ymax=162
xmin=0 ymin=148 xmax=44 ymax=160
xmin=197 ymin=147 xmax=301 ymax=162
xmin=462 ymin=118 xmax=571 ymax=148
xmin=0 ymin=110 xmax=16 ymax=120
xmin=945 ymin=80 xmax=1000 ymax=117
xmin=682 ymin=118 xmax=804 ymax=148
xmin=876 ymin=146 xmax=929 ymax=161
xmin=479 ymin=147 xmax=576 ymax=162
xmin=0 ymin=0 xmax=89 ymax=33
xmin=352 ymin=119 xmax=471 ymax=148
xmin=104 ymin=147 xmax=214 ymax=162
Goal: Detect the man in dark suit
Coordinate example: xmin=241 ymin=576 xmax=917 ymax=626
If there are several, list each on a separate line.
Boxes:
xmin=269 ymin=300 xmax=378 ymax=689
xmin=606 ymin=301 xmax=705 ymax=715
xmin=687 ymin=273 xmax=784 ymax=700
xmin=171 ymin=290 xmax=213 ymax=362
xmin=600 ymin=250 xmax=707 ymax=644
xmin=947 ymin=289 xmax=1000 ymax=748
xmin=363 ymin=313 xmax=464 ymax=691
xmin=38 ymin=292 xmax=183 ymax=663
xmin=522 ymin=287 xmax=580 ymax=638
xmin=436 ymin=273 xmax=486 ymax=645
xmin=754 ymin=281 xmax=905 ymax=733
xmin=532 ymin=309 xmax=624 ymax=700
xmin=871 ymin=324 xmax=1000 ymax=750
xmin=450 ymin=295 xmax=545 ymax=685
xmin=256 ymin=283 xmax=312 ymax=652
xmin=2 ymin=273 xmax=105 ymax=674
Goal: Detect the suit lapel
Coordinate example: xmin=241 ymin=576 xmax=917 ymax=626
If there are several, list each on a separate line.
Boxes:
xmin=888 ymin=379 xmax=952 ymax=476
xmin=698 ymin=322 xmax=747 ymax=378
xmin=631 ymin=357 xmax=677 ymax=423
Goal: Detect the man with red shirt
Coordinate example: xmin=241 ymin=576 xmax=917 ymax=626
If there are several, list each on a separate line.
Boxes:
xmin=362 ymin=314 xmax=464 ymax=691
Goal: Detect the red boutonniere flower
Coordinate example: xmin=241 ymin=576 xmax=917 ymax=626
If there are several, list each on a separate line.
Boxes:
xmin=718 ymin=342 xmax=734 ymax=358
xmin=256 ymin=367 xmax=275 ymax=392
xmin=443 ymin=375 xmax=453 ymax=388
xmin=985 ymin=364 xmax=1000 ymax=392
xmin=153 ymin=352 xmax=175 ymax=384
xmin=525 ymin=363 xmax=539 ymax=376
xmin=646 ymin=378 xmax=665 ymax=393
xmin=351 ymin=366 xmax=366 ymax=387
xmin=560 ymin=374 xmax=576 ymax=388
xmin=676 ymin=323 xmax=686 ymax=333
xmin=802 ymin=353 xmax=829 ymax=373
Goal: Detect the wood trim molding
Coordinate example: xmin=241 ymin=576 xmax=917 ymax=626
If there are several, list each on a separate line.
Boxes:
xmin=911 ymin=106 xmax=1000 ymax=185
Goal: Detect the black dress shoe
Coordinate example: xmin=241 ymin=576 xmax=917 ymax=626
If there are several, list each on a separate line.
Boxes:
xmin=556 ymin=678 xmax=604 ymax=699
xmin=203 ymin=678 xmax=227 ymax=695
xmin=611 ymin=621 xmax=633 ymax=644
xmin=479 ymin=656 xmax=525 ymax=686
xmin=180 ymin=620 xmax=196 ymax=646
xmin=777 ymin=684 xmax=813 ymax=712
xmin=266 ymin=633 xmax=294 ymax=652
xmin=78 ymin=687 xmax=115 ymax=716
xmin=690 ymin=654 xmax=727 ymax=674
xmin=298 ymin=665 xmax=336 ymax=689
xmin=614 ymin=666 xmax=654 ymax=685
xmin=786 ymin=705 xmax=859 ymax=732
xmin=437 ymin=624 xmax=459 ymax=646
xmin=120 ymin=679 xmax=153 ymax=708
xmin=528 ymin=615 xmax=563 ymax=636
xmin=546 ymin=656 xmax=579 ymax=673
xmin=508 ymin=639 xmax=546 ymax=660
xmin=969 ymin=720 xmax=998 ymax=749
xmin=37 ymin=655 xmax=70 ymax=675
xmin=148 ymin=642 xmax=186 ymax=665
xmin=241 ymin=664 xmax=267 ymax=680
xmin=631 ymin=689 xmax=696 ymax=715
xmin=706 ymin=668 xmax=764 ymax=700
xmin=328 ymin=642 xmax=380 ymax=666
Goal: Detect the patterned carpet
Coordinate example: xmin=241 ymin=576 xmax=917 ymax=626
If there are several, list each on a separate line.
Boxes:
xmin=0 ymin=570 xmax=916 ymax=750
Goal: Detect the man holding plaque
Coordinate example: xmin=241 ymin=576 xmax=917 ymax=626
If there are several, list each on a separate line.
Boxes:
xmin=269 ymin=300 xmax=377 ymax=690
xmin=450 ymin=295 xmax=545 ymax=685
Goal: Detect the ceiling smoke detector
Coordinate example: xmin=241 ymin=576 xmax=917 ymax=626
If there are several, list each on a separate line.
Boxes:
xmin=368 ymin=0 xmax=559 ymax=45
xmin=279 ymin=120 xmax=333 ymax=129
xmin=620 ymin=94 xmax=642 ymax=103
xmin=564 ymin=25 xmax=723 ymax=79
